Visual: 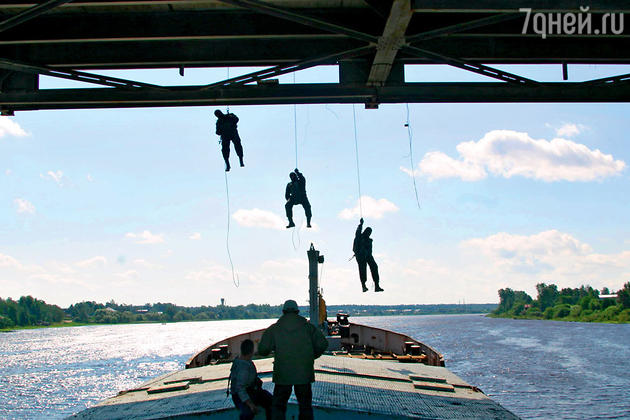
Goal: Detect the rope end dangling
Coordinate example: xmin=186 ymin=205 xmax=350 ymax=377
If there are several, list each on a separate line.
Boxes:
xmin=405 ymin=103 xmax=422 ymax=210
xmin=224 ymin=171 xmax=239 ymax=288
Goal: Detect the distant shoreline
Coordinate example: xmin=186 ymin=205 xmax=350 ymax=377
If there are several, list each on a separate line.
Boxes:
xmin=1 ymin=296 xmax=497 ymax=331
xmin=0 ymin=309 xmax=495 ymax=332
xmin=487 ymin=313 xmax=629 ymax=324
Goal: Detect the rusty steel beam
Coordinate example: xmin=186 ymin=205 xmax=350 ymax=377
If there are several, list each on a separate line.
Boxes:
xmin=0 ymin=0 xmax=73 ymax=33
xmin=367 ymin=0 xmax=413 ymax=87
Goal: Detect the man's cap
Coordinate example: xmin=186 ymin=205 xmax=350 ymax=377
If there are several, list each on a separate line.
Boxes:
xmin=282 ymin=299 xmax=299 ymax=313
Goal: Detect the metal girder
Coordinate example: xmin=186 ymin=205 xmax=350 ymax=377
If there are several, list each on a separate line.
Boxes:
xmin=215 ymin=0 xmax=378 ymax=44
xmin=0 ymin=0 xmax=73 ymax=33
xmin=0 ymin=58 xmax=163 ymax=89
xmin=201 ymin=45 xmax=375 ymax=90
xmin=367 ymin=0 xmax=413 ymax=87
xmin=406 ymin=13 xmax=521 ymax=43
xmin=3 ymin=82 xmax=630 ymax=112
xmin=401 ymin=45 xmax=538 ymax=84
xmin=582 ymin=73 xmax=630 ymax=85
xmin=214 ymin=0 xmax=535 ymax=86
xmin=410 ymin=1 xmax=630 ymax=12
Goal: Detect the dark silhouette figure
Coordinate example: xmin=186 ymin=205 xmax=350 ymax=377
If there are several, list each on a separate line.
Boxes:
xmin=285 ymin=168 xmax=312 ymax=229
xmin=214 ymin=109 xmax=244 ymax=171
xmin=258 ymin=299 xmax=328 ymax=420
xmin=230 ymin=339 xmax=272 ymax=420
xmin=353 ymin=218 xmax=383 ymax=293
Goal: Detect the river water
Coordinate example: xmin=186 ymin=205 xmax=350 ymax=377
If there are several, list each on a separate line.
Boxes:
xmin=1 ymin=315 xmax=629 ymax=419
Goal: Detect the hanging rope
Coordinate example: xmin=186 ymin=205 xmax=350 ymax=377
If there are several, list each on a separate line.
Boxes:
xmin=405 ymin=103 xmax=421 ymax=209
xmin=222 ymin=64 xmax=238 ymax=287
xmin=289 ymin=72 xmax=302 ymax=250
xmin=352 ymin=104 xmax=363 ymax=218
xmin=293 ymin=73 xmax=298 ymax=169
xmin=224 ymin=171 xmax=239 ymax=287
xmin=226 ymin=67 xmax=230 ymax=114
xmin=291 ymin=222 xmax=301 ymax=250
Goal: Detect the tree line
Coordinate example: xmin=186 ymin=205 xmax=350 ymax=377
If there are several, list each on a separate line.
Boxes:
xmin=1 ymin=296 xmax=496 ymax=329
xmin=492 ymin=282 xmax=630 ymax=323
xmin=0 ymin=296 xmax=65 ymax=329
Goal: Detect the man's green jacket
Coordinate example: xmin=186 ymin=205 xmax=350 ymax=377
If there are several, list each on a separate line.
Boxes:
xmin=258 ymin=312 xmax=328 ymax=385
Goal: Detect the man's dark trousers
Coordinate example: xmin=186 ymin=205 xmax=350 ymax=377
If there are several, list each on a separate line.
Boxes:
xmin=271 ymin=383 xmax=313 ymax=420
xmin=221 ymin=133 xmax=243 ymax=162
xmin=232 ymin=387 xmax=272 ymax=420
xmin=357 ymin=255 xmax=379 ymax=285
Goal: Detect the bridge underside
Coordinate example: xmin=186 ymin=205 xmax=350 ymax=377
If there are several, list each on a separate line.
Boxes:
xmin=0 ymin=0 xmax=629 ymax=112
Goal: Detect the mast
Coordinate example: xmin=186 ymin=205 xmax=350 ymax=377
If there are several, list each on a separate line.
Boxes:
xmin=307 ymin=243 xmax=324 ymax=327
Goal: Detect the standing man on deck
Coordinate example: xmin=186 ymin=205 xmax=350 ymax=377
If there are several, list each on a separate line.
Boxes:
xmin=285 ymin=168 xmax=312 ymax=229
xmin=258 ymin=299 xmax=328 ymax=420
xmin=353 ymin=218 xmax=384 ymax=293
xmin=214 ymin=109 xmax=244 ymax=172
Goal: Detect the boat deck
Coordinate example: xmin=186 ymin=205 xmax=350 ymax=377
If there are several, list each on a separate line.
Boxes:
xmin=69 ymin=355 xmax=519 ymax=419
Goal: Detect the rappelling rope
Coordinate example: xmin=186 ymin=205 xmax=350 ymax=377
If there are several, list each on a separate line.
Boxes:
xmin=290 ymin=72 xmax=302 ymax=250
xmin=293 ymin=73 xmax=298 ymax=169
xmin=223 ymin=66 xmax=238 ymax=287
xmin=405 ymin=103 xmax=421 ymax=209
xmin=224 ymin=171 xmax=239 ymax=287
xmin=226 ymin=67 xmax=230 ymax=114
xmin=352 ymin=104 xmax=363 ymax=218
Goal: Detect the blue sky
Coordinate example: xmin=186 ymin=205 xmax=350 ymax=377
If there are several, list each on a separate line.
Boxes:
xmin=1 ymin=64 xmax=629 ymax=308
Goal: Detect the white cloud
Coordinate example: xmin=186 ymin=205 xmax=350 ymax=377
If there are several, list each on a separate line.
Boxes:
xmin=5 ymin=169 xmax=11 ymax=176
xmin=462 ymin=230 xmax=592 ymax=267
xmin=189 ymin=232 xmax=202 ymax=240
xmin=185 ymin=262 xmax=236 ymax=283
xmin=418 ymin=151 xmax=487 ymax=181
xmin=459 ymin=230 xmax=629 ymax=288
xmin=0 ymin=253 xmax=23 ymax=269
xmin=125 ymin=230 xmax=165 ymax=244
xmin=75 ymin=256 xmax=107 ymax=268
xmin=399 ymin=166 xmax=420 ymax=177
xmin=338 ymin=196 xmax=399 ymax=220
xmin=132 ymin=259 xmax=163 ymax=269
xmin=0 ymin=117 xmax=27 ymax=138
xmin=28 ymin=272 xmax=87 ymax=287
xmin=40 ymin=170 xmax=64 ymax=186
xmin=556 ymin=123 xmax=585 ymax=138
xmin=233 ymin=208 xmax=285 ymax=230
xmin=14 ymin=198 xmax=35 ymax=214
xmin=417 ymin=129 xmax=625 ymax=182
xmin=116 ymin=270 xmax=139 ymax=281
xmin=87 ymin=174 xmax=94 ymax=182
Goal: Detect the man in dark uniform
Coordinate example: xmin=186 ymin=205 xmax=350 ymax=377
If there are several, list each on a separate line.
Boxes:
xmin=214 ymin=109 xmax=244 ymax=172
xmin=285 ymin=168 xmax=312 ymax=229
xmin=258 ymin=299 xmax=328 ymax=420
xmin=353 ymin=218 xmax=384 ymax=293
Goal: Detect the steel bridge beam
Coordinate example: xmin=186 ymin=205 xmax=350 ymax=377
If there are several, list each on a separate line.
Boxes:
xmin=2 ymin=82 xmax=630 ymax=112
xmin=215 ymin=0 xmax=535 ymax=85
xmin=367 ymin=0 xmax=413 ymax=87
xmin=0 ymin=58 xmax=163 ymax=89
xmin=410 ymin=1 xmax=630 ymax=12
xmin=0 ymin=0 xmax=73 ymax=33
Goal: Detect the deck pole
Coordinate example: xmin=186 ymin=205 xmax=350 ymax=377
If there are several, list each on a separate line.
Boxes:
xmin=307 ymin=243 xmax=323 ymax=327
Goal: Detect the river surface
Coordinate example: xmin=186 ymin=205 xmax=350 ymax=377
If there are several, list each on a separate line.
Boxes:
xmin=1 ymin=314 xmax=629 ymax=419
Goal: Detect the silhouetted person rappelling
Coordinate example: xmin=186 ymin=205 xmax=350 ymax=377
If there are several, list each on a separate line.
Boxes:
xmin=285 ymin=168 xmax=311 ymax=229
xmin=214 ymin=109 xmax=244 ymax=172
xmin=353 ymin=218 xmax=383 ymax=293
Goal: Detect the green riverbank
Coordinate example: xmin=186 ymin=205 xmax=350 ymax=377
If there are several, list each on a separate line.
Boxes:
xmin=492 ymin=282 xmax=630 ymax=323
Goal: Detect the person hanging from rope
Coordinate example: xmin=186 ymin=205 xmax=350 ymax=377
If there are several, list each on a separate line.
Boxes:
xmin=214 ymin=109 xmax=244 ymax=172
xmin=285 ymin=168 xmax=312 ymax=229
xmin=353 ymin=218 xmax=384 ymax=293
